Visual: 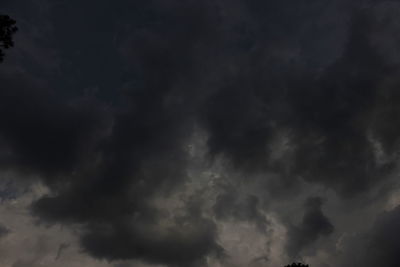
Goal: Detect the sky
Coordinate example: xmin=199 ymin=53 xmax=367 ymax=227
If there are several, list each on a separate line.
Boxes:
xmin=0 ymin=0 xmax=400 ymax=266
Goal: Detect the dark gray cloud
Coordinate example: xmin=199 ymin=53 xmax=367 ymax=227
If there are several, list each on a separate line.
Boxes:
xmin=28 ymin=1 xmax=224 ymax=265
xmin=0 ymin=71 xmax=106 ymax=178
xmin=201 ymin=6 xmax=396 ymax=196
xmin=0 ymin=223 xmax=10 ymax=238
xmin=213 ymin=186 xmax=269 ymax=231
xmin=1 ymin=0 xmax=400 ymax=266
xmin=339 ymin=204 xmax=400 ymax=267
xmin=286 ymin=197 xmax=334 ymax=258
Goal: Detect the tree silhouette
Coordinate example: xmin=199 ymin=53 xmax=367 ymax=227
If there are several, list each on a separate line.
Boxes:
xmin=0 ymin=14 xmax=18 ymax=62
xmin=284 ymin=263 xmax=309 ymax=267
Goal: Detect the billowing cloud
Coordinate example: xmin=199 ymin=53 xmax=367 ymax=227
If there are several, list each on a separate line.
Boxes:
xmin=286 ymin=197 xmax=334 ymax=258
xmin=1 ymin=0 xmax=400 ymax=266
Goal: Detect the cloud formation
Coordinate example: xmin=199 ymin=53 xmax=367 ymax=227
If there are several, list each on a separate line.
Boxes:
xmin=286 ymin=197 xmax=334 ymax=258
xmin=1 ymin=0 xmax=400 ymax=266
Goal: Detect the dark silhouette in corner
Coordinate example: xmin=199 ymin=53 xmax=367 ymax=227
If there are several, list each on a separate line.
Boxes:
xmin=0 ymin=14 xmax=17 ymax=62
xmin=284 ymin=263 xmax=309 ymax=267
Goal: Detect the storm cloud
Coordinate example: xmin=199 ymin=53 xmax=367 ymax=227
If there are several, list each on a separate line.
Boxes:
xmin=1 ymin=0 xmax=400 ymax=266
xmin=286 ymin=197 xmax=334 ymax=258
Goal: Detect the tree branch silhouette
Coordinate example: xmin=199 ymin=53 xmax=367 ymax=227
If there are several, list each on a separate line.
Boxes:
xmin=284 ymin=263 xmax=309 ymax=267
xmin=0 ymin=14 xmax=18 ymax=62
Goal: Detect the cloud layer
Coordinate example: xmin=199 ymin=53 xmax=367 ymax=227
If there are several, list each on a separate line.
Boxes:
xmin=1 ymin=0 xmax=400 ymax=266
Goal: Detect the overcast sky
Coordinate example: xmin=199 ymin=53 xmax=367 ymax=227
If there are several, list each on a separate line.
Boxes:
xmin=1 ymin=0 xmax=400 ymax=266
